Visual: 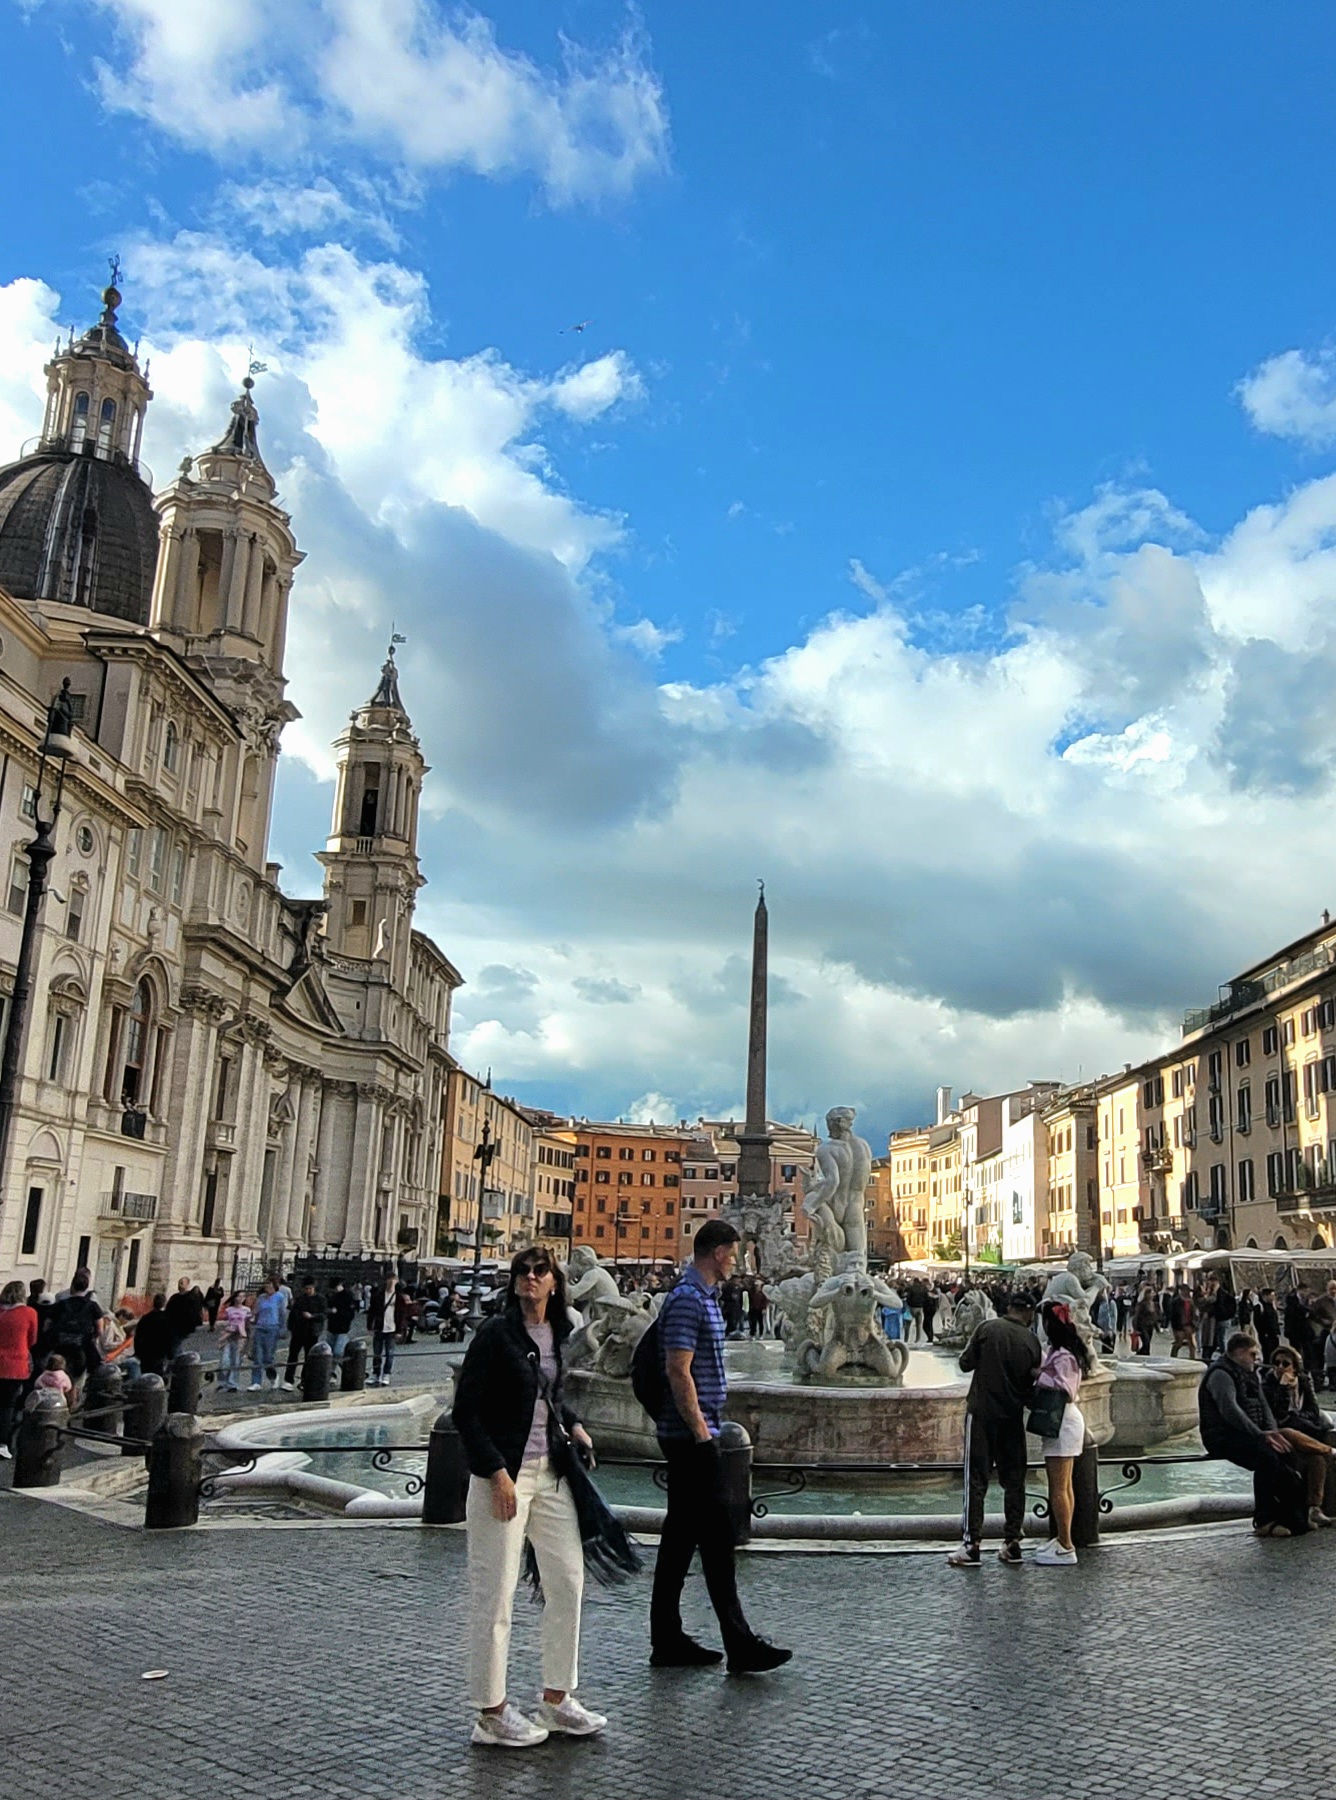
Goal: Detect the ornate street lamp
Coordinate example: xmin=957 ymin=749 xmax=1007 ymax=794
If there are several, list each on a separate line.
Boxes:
xmin=0 ymin=681 xmax=77 ymax=1188
xmin=466 ymin=1118 xmax=499 ymax=1328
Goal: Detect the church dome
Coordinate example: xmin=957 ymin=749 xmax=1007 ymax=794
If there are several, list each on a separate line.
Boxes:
xmin=0 ymin=447 xmax=159 ymax=623
xmin=0 ymin=274 xmax=159 ymax=623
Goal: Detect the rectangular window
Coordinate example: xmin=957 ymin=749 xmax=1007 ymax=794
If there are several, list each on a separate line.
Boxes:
xmin=1237 ymin=1085 xmax=1251 ymax=1132
xmin=1283 ymin=1070 xmax=1297 ymax=1122
xmin=213 ymin=1055 xmax=231 ymax=1120
xmin=170 ymin=845 xmax=186 ymax=906
xmin=46 ymin=1013 xmax=66 ymax=1084
xmin=1208 ymin=1093 xmax=1224 ymax=1139
xmin=149 ymin=1027 xmax=171 ymax=1114
xmin=126 ymin=1239 xmax=141 ymax=1289
xmin=1209 ymin=1163 xmax=1226 ymax=1206
xmin=618 ymin=1171 xmax=632 ymax=1186
xmin=6 ymin=857 xmax=25 ymax=917
xmin=1171 ymin=1068 xmax=1183 ymax=1099
xmin=595 ymin=1145 xmax=611 ymax=1159
xmin=1208 ymin=1049 xmax=1223 ymax=1089
xmin=20 ymin=784 xmax=36 ymax=820
xmin=1265 ymin=1075 xmax=1281 ymax=1127
xmin=126 ymin=828 xmax=142 ymax=878
xmin=20 ymin=1187 xmax=41 ymax=1256
xmin=642 ymin=1148 xmax=655 ymax=1161
xmin=147 ymin=827 xmax=166 ymax=893
xmin=66 ymin=888 xmax=84 ymax=941
xmin=619 ymin=1147 xmax=634 ymax=1161
xmin=595 ymin=1170 xmax=609 ymax=1184
xmin=665 ymin=1201 xmax=675 ymax=1215
xmin=1181 ymin=1171 xmax=1199 ymax=1210
xmin=1283 ymin=1018 xmax=1296 ymax=1047
xmin=594 ymin=1224 xmax=605 ymax=1239
xmin=1238 ymin=1158 xmax=1255 ymax=1203
xmin=663 ymin=1174 xmax=679 ymax=1188
xmin=1236 ymin=1038 xmax=1251 ymax=1068
xmin=1263 ymin=1025 xmax=1279 ymax=1057
xmin=641 ymin=1172 xmax=654 ymax=1186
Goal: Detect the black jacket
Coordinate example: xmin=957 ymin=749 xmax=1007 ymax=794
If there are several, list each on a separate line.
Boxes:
xmin=326 ymin=1289 xmax=357 ymax=1333
xmin=1263 ymin=1368 xmax=1326 ymax=1434
xmin=452 ymin=1308 xmax=581 ymax=1480
xmin=1200 ymin=1354 xmax=1276 ymax=1451
xmin=289 ymin=1290 xmax=327 ymax=1338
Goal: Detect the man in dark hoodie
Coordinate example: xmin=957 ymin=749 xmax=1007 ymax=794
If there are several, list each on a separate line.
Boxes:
xmin=282 ymin=1280 xmax=327 ymax=1389
xmin=1199 ymin=1332 xmax=1307 ymax=1537
xmin=948 ymin=1292 xmax=1041 ymax=1569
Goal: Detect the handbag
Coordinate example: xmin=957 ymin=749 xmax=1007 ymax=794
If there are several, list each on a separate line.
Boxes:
xmin=1026 ymin=1382 xmax=1067 ymax=1440
xmin=522 ymin=1360 xmax=643 ymax=1595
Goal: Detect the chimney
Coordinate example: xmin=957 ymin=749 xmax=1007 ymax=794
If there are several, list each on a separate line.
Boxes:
xmin=936 ymin=1085 xmax=952 ymax=1125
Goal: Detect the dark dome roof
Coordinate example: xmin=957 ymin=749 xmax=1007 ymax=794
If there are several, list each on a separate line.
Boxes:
xmin=0 ymin=447 xmax=159 ymax=624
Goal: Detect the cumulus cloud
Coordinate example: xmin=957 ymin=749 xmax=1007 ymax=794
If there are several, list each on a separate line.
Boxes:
xmin=65 ymin=0 xmax=669 ymax=206
xmin=1238 ymin=346 xmax=1336 ymax=446
xmin=8 ymin=238 xmax=1336 ymax=1143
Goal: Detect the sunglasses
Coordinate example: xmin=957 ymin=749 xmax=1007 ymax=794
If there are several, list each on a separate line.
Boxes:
xmin=515 ymin=1261 xmax=553 ymax=1278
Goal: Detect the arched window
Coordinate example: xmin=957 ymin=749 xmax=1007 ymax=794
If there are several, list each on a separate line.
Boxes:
xmin=120 ymin=979 xmax=153 ymax=1107
xmin=163 ymin=722 xmax=179 ymax=774
xmin=96 ymin=397 xmax=117 ymax=456
xmin=69 ymin=392 xmax=90 ymax=450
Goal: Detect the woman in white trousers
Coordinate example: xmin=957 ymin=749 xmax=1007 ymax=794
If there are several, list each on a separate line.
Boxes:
xmin=452 ymin=1247 xmax=606 ymax=1750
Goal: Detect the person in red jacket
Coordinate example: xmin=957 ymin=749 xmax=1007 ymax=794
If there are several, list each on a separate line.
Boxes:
xmin=0 ymin=1279 xmax=40 ymax=1457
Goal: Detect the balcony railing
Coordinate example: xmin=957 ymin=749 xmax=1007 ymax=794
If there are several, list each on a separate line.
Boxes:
xmin=120 ymin=1107 xmax=147 ymax=1140
xmin=99 ymin=1190 xmax=158 ymax=1222
xmin=1184 ymin=943 xmax=1334 ymax=1036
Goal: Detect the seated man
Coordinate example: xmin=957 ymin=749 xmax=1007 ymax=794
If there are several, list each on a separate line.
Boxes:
xmin=1199 ymin=1332 xmax=1308 ymax=1537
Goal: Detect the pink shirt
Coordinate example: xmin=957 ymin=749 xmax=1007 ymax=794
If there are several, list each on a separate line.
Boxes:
xmin=34 ymin=1368 xmax=73 ymax=1400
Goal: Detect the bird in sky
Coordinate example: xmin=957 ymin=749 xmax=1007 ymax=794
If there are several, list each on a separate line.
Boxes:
xmin=560 ymin=319 xmax=592 ymax=334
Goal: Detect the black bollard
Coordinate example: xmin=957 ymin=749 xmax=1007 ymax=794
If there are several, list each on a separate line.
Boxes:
xmin=717 ymin=1420 xmax=753 ymax=1547
xmin=123 ymin=1373 xmax=168 ymax=1458
xmin=1071 ymin=1440 xmax=1102 ymax=1549
xmin=422 ymin=1410 xmax=469 ymax=1524
xmin=301 ymin=1340 xmax=333 ymax=1403
xmin=82 ymin=1362 xmax=125 ymax=1445
xmin=145 ymin=1413 xmax=205 ymax=1529
xmin=341 ymin=1338 xmax=367 ymax=1393
xmin=12 ymin=1389 xmax=67 ymax=1488
xmin=168 ymin=1351 xmax=203 ymax=1416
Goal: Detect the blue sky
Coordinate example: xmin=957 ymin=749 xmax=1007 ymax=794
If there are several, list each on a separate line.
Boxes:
xmin=4 ymin=2 xmax=1336 ymax=1142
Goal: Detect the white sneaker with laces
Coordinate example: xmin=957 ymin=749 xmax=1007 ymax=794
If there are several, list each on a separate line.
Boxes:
xmin=0 ymin=1444 xmax=11 ymax=1459
xmin=471 ymin=1704 xmax=549 ymax=1750
xmin=1033 ymin=1542 xmax=1078 ymax=1566
xmin=532 ymin=1694 xmax=607 ymax=1737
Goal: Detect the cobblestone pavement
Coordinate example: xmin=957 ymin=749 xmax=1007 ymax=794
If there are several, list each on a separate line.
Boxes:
xmin=2 ymin=1487 xmax=1333 ymax=1800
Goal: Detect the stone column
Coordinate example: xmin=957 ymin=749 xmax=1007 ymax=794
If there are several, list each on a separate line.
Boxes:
xmin=242 ymin=537 xmax=265 ymax=638
xmin=150 ymin=524 xmax=182 ymax=628
xmin=224 ymin=532 xmax=251 ymax=632
xmin=285 ymin=1074 xmax=317 ymax=1243
xmin=174 ymin=527 xmax=200 ymax=630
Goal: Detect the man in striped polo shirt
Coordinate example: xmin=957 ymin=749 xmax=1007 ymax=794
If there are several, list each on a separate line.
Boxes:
xmin=650 ymin=1220 xmax=792 ymax=1675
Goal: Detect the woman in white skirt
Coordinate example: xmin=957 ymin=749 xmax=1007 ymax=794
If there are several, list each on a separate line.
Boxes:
xmin=1034 ymin=1301 xmax=1090 ymax=1567
xmin=452 ymin=1248 xmax=605 ymax=1749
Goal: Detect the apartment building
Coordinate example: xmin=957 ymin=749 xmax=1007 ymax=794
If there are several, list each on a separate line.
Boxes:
xmin=887 ymin=1127 xmax=931 ymax=1259
xmin=528 ymin=1120 xmax=576 ymax=1253
xmin=1040 ymin=1087 xmax=1099 ymax=1258
xmin=867 ymin=1156 xmax=908 ymax=1261
xmin=572 ymin=1121 xmax=687 ymax=1265
xmin=437 ymin=1066 xmax=535 ymax=1257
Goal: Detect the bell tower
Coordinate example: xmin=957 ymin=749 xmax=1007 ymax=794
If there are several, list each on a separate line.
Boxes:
xmin=149 ymin=373 xmax=304 ymax=868
xmin=317 ymin=643 xmax=427 ymax=990
xmin=38 ymin=263 xmax=152 ymax=469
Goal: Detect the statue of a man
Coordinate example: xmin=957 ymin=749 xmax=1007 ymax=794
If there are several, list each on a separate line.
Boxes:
xmin=563 ymin=1245 xmax=621 ymax=1324
xmin=1041 ymin=1251 xmax=1108 ymax=1360
xmin=801 ymin=1106 xmax=872 ymax=1269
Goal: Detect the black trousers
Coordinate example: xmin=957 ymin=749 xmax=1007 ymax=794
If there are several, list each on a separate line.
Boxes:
xmin=963 ymin=1412 xmax=1028 ymax=1546
xmin=0 ymin=1377 xmax=23 ymax=1448
xmin=1207 ymin=1428 xmax=1308 ymax=1531
xmin=284 ymin=1330 xmax=319 ymax=1383
xmin=651 ymin=1438 xmax=751 ymax=1653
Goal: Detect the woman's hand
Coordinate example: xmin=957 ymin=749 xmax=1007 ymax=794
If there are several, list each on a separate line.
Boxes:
xmin=572 ymin=1424 xmax=596 ymax=1469
xmin=489 ymin=1469 xmax=518 ymax=1521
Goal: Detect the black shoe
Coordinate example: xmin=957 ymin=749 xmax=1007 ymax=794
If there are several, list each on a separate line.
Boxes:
xmin=997 ymin=1540 xmax=1024 ymax=1566
xmin=726 ymin=1636 xmax=793 ymax=1675
xmin=650 ymin=1636 xmax=725 ymax=1668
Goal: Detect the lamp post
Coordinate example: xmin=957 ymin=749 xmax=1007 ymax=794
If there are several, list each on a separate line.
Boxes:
xmin=466 ymin=1119 xmax=499 ymax=1328
xmin=0 ymin=682 xmax=76 ymax=1192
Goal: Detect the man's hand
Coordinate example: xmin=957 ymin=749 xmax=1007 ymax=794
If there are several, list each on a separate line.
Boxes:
xmin=1264 ymin=1431 xmax=1292 ymax=1455
xmin=490 ymin=1469 xmax=518 ymax=1520
xmin=572 ymin=1424 xmax=596 ymax=1468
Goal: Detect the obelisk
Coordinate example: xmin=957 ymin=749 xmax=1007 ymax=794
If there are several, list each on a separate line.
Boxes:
xmin=735 ymin=882 xmax=772 ymax=1200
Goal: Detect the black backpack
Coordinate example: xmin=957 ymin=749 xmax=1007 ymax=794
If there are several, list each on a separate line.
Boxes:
xmin=630 ymin=1315 xmax=666 ymax=1420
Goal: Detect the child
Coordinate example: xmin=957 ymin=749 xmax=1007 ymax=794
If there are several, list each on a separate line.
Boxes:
xmin=34 ymin=1352 xmax=74 ymax=1404
xmin=216 ymin=1292 xmax=251 ymax=1394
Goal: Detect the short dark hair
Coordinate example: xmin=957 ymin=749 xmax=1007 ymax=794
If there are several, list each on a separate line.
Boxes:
xmin=1226 ymin=1331 xmax=1257 ymax=1355
xmin=694 ymin=1220 xmax=740 ymax=1259
xmin=70 ymin=1270 xmax=90 ymax=1293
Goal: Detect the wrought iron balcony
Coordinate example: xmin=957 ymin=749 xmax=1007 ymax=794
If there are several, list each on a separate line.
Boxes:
xmin=1184 ymin=942 xmax=1335 ymax=1036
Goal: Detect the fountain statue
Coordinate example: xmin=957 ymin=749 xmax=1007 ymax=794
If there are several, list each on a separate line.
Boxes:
xmin=566 ymin=1296 xmax=651 ymax=1377
xmin=1041 ymin=1250 xmax=1109 ymax=1364
xmin=937 ymin=1287 xmax=994 ymax=1349
xmin=563 ymin=1245 xmax=622 ymax=1323
xmin=801 ymin=1107 xmax=873 ymax=1275
xmin=795 ymin=1268 xmax=912 ymax=1385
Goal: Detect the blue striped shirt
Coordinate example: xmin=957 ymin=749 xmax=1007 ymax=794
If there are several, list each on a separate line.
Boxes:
xmin=656 ymin=1266 xmax=727 ymax=1441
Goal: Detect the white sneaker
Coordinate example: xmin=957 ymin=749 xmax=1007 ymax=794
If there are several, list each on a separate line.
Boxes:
xmin=532 ymin=1694 xmax=607 ymax=1737
xmin=279 ymin=1380 xmax=296 ymax=1390
xmin=0 ymin=1444 xmax=10 ymax=1460
xmin=1033 ymin=1542 xmax=1078 ymax=1567
xmin=471 ymin=1704 xmax=549 ymax=1750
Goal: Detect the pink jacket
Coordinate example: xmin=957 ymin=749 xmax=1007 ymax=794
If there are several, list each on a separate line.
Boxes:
xmin=0 ymin=1304 xmax=39 ymax=1381
xmin=1036 ymin=1346 xmax=1082 ymax=1403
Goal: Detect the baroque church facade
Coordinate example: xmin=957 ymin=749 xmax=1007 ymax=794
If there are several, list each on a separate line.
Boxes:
xmin=0 ymin=276 xmax=461 ymax=1300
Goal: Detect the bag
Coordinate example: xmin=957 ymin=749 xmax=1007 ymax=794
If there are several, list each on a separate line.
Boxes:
xmin=630 ymin=1316 xmax=666 ymax=1420
xmin=524 ymin=1363 xmax=642 ymax=1593
xmin=1026 ymin=1383 xmax=1067 ymax=1440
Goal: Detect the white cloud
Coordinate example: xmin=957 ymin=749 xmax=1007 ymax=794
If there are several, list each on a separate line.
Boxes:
xmin=8 ymin=245 xmax=1336 ymax=1142
xmin=1238 ymin=346 xmax=1336 ymax=446
xmin=548 ymin=351 xmax=644 ymax=422
xmin=616 ymin=618 xmax=682 ymax=659
xmin=67 ymin=0 xmax=669 ymax=206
